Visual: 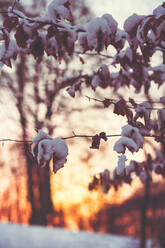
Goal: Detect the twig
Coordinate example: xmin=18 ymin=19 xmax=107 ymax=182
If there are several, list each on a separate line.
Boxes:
xmin=0 ymin=133 xmax=162 ymax=144
xmin=0 ymin=139 xmax=32 ymax=143
xmin=85 ymin=96 xmax=165 ymax=110
xmin=75 ymin=51 xmax=113 ymax=59
xmin=0 ymin=8 xmax=71 ymax=30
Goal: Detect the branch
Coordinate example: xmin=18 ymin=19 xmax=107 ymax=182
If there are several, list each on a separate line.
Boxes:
xmin=0 ymin=133 xmax=162 ymax=144
xmin=75 ymin=51 xmax=113 ymax=59
xmin=0 ymin=139 xmax=32 ymax=143
xmin=85 ymin=96 xmax=165 ymax=110
xmin=0 ymin=8 xmax=71 ymax=30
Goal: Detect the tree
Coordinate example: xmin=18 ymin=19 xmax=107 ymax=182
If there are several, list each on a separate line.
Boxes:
xmin=0 ymin=0 xmax=165 ymax=246
xmin=0 ymin=0 xmax=93 ymax=226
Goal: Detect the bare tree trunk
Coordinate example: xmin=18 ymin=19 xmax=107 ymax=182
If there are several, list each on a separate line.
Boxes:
xmin=17 ymin=56 xmax=53 ymax=225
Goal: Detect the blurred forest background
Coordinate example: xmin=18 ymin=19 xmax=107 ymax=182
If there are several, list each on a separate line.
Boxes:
xmin=0 ymin=0 xmax=165 ymax=247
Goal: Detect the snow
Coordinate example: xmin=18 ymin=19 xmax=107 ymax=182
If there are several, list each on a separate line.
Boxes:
xmin=0 ymin=40 xmax=18 ymax=60
xmin=37 ymin=138 xmax=68 ymax=173
xmin=153 ymin=5 xmax=165 ymax=18
xmin=0 ymin=222 xmax=155 ymax=248
xmin=32 ymin=130 xmax=68 ymax=173
xmin=114 ymin=125 xmax=143 ymax=154
xmin=116 ymin=154 xmax=126 ymax=176
xmin=121 ymin=125 xmax=143 ymax=149
xmin=123 ymin=13 xmax=145 ymax=33
xmin=102 ymin=14 xmax=118 ymax=35
xmin=48 ymin=0 xmax=72 ymax=22
xmin=32 ymin=130 xmax=52 ymax=157
xmin=91 ymin=74 xmax=101 ymax=90
xmin=114 ymin=137 xmax=138 ymax=154
xmin=86 ymin=14 xmax=116 ymax=51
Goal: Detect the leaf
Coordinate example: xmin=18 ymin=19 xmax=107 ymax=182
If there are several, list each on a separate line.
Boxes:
xmin=79 ymin=56 xmax=85 ymax=64
xmin=99 ymin=132 xmax=108 ymax=141
xmin=103 ymin=98 xmax=111 ymax=108
xmin=114 ymin=99 xmax=127 ymax=116
xmin=30 ymin=37 xmax=44 ymax=62
xmin=3 ymin=17 xmax=18 ymax=32
xmin=90 ymin=134 xmax=100 ymax=149
xmin=15 ymin=25 xmax=29 ymax=48
xmin=47 ymin=26 xmax=56 ymax=38
xmin=90 ymin=132 xmax=107 ymax=149
xmin=88 ymin=176 xmax=99 ymax=191
xmin=129 ymin=98 xmax=137 ymax=107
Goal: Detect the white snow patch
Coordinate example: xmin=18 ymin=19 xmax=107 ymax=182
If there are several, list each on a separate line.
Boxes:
xmin=0 ymin=222 xmax=156 ymax=248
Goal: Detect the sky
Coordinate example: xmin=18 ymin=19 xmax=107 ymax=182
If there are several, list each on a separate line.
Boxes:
xmin=22 ymin=0 xmax=163 ymax=27
xmin=86 ymin=0 xmax=163 ymax=27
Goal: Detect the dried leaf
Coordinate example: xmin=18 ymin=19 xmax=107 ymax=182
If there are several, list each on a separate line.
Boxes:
xmin=15 ymin=25 xmax=29 ymax=48
xmin=103 ymin=99 xmax=111 ymax=108
xmin=99 ymin=132 xmax=108 ymax=141
xmin=30 ymin=37 xmax=44 ymax=62
xmin=90 ymin=134 xmax=100 ymax=149
xmin=114 ymin=99 xmax=127 ymax=116
xmin=3 ymin=17 xmax=18 ymax=32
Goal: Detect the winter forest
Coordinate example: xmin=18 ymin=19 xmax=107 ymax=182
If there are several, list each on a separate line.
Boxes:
xmin=0 ymin=0 xmax=165 ymax=247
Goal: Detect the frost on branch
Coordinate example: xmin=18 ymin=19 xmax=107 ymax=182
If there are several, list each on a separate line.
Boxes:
xmin=32 ymin=130 xmax=68 ymax=173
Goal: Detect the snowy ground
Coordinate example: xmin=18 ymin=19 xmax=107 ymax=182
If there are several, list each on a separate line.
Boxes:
xmin=0 ymin=222 xmax=158 ymax=248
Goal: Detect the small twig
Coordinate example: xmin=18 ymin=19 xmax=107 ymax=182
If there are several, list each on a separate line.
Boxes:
xmin=0 ymin=139 xmax=32 ymax=143
xmin=85 ymin=95 xmax=165 ymax=110
xmin=75 ymin=51 xmax=113 ymax=59
xmin=0 ymin=133 xmax=162 ymax=144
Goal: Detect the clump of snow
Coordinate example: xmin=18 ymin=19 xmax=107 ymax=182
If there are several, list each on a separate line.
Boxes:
xmin=32 ymin=130 xmax=68 ymax=173
xmin=102 ymin=13 xmax=118 ymax=35
xmin=32 ymin=130 xmax=52 ymax=156
xmin=114 ymin=125 xmax=143 ymax=154
xmin=48 ymin=0 xmax=72 ymax=22
xmin=135 ymin=102 xmax=152 ymax=126
xmin=86 ymin=14 xmax=118 ymax=51
xmin=86 ymin=17 xmax=108 ymax=51
xmin=114 ymin=136 xmax=138 ymax=154
xmin=91 ymin=74 xmax=102 ymax=90
xmin=124 ymin=14 xmax=145 ymax=33
xmin=153 ymin=5 xmax=165 ymax=18
xmin=0 ymin=39 xmax=18 ymax=60
xmin=121 ymin=124 xmax=144 ymax=149
xmin=100 ymin=169 xmax=110 ymax=193
xmin=116 ymin=154 xmax=126 ymax=176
